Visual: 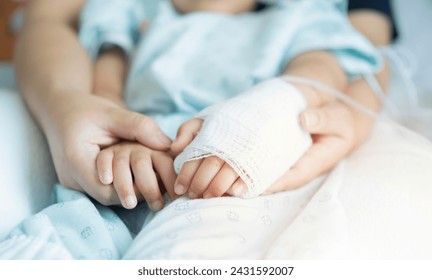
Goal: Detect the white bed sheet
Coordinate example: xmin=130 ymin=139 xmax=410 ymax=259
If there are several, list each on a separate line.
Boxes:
xmin=116 ymin=119 xmax=432 ymax=260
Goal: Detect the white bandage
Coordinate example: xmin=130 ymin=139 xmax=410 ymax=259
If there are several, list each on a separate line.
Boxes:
xmin=174 ymin=78 xmax=312 ymax=198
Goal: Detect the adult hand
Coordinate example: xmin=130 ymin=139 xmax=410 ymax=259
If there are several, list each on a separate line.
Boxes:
xmin=46 ymin=92 xmax=172 ymax=205
xmin=265 ymin=81 xmax=377 ymax=194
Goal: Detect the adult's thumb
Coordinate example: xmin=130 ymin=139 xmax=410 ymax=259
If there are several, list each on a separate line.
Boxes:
xmin=109 ymin=108 xmax=171 ymax=150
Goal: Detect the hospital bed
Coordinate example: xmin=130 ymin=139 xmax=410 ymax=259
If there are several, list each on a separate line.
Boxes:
xmin=0 ymin=0 xmax=432 ymax=258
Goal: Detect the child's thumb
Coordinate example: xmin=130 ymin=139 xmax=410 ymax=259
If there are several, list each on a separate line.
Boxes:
xmin=171 ymin=118 xmax=203 ymax=154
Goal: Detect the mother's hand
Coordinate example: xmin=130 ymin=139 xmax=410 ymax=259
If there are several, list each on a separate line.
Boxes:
xmin=265 ymin=81 xmax=378 ymax=194
xmin=47 ymin=92 xmax=172 ymax=205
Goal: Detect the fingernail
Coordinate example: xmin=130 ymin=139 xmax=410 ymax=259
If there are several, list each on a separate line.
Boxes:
xmin=303 ymin=112 xmax=318 ymax=127
xmin=155 ymin=132 xmax=172 ymax=147
xmin=150 ymin=200 xmax=163 ymax=211
xmin=124 ymin=195 xmax=137 ymax=209
xmin=174 ymin=184 xmax=186 ymax=195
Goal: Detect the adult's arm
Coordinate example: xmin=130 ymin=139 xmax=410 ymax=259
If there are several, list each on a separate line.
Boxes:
xmin=15 ymin=0 xmax=89 ymax=132
xmin=15 ymin=0 xmax=172 ymax=205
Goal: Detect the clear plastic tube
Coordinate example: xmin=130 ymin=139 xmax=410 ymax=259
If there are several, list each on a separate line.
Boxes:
xmin=280 ymin=75 xmax=382 ymax=119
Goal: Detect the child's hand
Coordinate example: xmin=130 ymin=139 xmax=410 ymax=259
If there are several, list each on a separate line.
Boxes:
xmin=97 ymin=141 xmax=176 ymax=210
xmin=171 ymin=119 xmax=247 ymax=199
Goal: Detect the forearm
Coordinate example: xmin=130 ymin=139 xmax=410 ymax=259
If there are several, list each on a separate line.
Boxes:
xmin=93 ymin=47 xmax=127 ymax=107
xmin=335 ymin=10 xmax=392 ymax=143
xmin=283 ymin=51 xmax=348 ymax=103
xmin=349 ymin=10 xmax=392 ymax=47
xmin=345 ymin=9 xmax=392 ymax=141
xmin=15 ymin=0 xmax=90 ymax=133
xmin=284 ymin=8 xmax=392 ymax=112
xmin=348 ymin=9 xmax=392 ymax=101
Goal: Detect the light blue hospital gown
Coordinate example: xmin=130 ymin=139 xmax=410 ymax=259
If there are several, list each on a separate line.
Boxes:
xmin=0 ymin=0 xmax=381 ymax=259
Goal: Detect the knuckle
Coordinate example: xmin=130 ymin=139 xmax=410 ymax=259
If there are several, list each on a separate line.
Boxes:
xmin=132 ymin=113 xmax=156 ymax=131
xmin=141 ymin=187 xmax=160 ymax=202
xmin=206 ymin=156 xmax=224 ymax=168
xmin=98 ymin=148 xmax=113 ymax=160
xmin=113 ymin=156 xmax=129 ymax=167
xmin=131 ymin=156 xmax=151 ymax=169
xmin=206 ymin=185 xmax=224 ymax=197
xmin=176 ymin=173 xmax=191 ymax=186
xmin=190 ymin=179 xmax=207 ymax=193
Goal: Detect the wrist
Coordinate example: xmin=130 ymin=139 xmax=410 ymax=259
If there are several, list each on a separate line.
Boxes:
xmin=94 ymin=91 xmax=126 ymax=108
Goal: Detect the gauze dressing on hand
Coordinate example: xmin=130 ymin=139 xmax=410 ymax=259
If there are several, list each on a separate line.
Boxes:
xmin=174 ymin=78 xmax=312 ymax=198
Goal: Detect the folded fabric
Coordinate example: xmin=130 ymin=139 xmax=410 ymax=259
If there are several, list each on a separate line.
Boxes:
xmin=174 ymin=79 xmax=312 ymax=197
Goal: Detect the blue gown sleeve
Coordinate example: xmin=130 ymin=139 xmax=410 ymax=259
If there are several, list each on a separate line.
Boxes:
xmin=78 ymin=0 xmax=154 ymax=60
xmin=284 ymin=0 xmax=382 ymax=79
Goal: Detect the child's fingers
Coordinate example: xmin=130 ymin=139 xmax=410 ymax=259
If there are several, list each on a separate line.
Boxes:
xmin=130 ymin=151 xmax=163 ymax=211
xmin=73 ymin=150 xmax=120 ymax=206
xmin=203 ymin=163 xmax=238 ymax=198
xmin=96 ymin=149 xmax=114 ymax=185
xmin=171 ymin=118 xmax=203 ymax=154
xmin=152 ymin=152 xmax=177 ymax=200
xmin=225 ymin=178 xmax=247 ymax=197
xmin=189 ymin=156 xmax=224 ymax=199
xmin=112 ymin=149 xmax=137 ymax=209
xmin=174 ymin=159 xmax=203 ymax=196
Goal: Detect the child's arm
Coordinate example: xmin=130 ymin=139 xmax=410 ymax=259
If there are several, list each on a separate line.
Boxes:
xmin=92 ymin=47 xmax=181 ymax=210
xmin=93 ymin=46 xmax=128 ymax=107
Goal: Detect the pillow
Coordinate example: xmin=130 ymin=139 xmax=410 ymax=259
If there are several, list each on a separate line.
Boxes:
xmin=0 ymin=89 xmax=57 ymax=239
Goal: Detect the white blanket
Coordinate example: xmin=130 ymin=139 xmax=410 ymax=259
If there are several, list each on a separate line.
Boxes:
xmin=2 ymin=102 xmax=431 ymax=259
xmin=121 ymin=120 xmax=432 ymax=259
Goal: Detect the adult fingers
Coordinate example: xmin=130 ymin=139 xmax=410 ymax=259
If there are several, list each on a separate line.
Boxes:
xmin=171 ymin=118 xmax=203 ymax=155
xmin=108 ymin=108 xmax=172 ymax=151
xmin=295 ymin=83 xmax=337 ymax=108
xmin=266 ymin=102 xmax=356 ymax=194
xmin=265 ymin=135 xmax=349 ymax=194
xmin=300 ymin=101 xmax=354 ymax=139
